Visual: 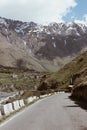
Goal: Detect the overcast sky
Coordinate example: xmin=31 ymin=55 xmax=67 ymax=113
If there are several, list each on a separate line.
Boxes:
xmin=0 ymin=0 xmax=87 ymax=24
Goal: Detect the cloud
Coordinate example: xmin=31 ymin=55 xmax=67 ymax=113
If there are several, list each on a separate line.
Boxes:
xmin=0 ymin=0 xmax=77 ymax=24
xmin=75 ymin=14 xmax=87 ymax=24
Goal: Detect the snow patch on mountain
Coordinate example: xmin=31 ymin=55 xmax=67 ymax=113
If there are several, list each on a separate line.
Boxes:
xmin=66 ymin=26 xmax=80 ymax=36
xmin=78 ymin=23 xmax=87 ymax=32
xmin=52 ymin=42 xmax=56 ymax=48
xmin=52 ymin=37 xmax=55 ymax=40
xmin=0 ymin=17 xmax=6 ymax=25
xmin=64 ymin=40 xmax=67 ymax=45
xmin=0 ymin=17 xmax=8 ymax=28
xmin=23 ymin=40 xmax=26 ymax=46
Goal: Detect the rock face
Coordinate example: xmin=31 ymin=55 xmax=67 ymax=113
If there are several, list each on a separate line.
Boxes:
xmin=0 ymin=17 xmax=87 ymax=71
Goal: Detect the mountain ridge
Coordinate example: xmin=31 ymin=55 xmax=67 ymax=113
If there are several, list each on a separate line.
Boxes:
xmin=0 ymin=16 xmax=87 ymax=71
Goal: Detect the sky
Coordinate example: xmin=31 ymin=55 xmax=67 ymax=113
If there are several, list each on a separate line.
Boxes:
xmin=0 ymin=0 xmax=87 ymax=24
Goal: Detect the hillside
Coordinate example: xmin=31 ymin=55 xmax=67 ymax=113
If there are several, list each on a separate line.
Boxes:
xmin=1 ymin=17 xmax=87 ymax=71
xmin=38 ymin=51 xmax=87 ymax=100
xmin=0 ymin=65 xmax=47 ymax=93
xmin=1 ymin=49 xmax=86 ymax=100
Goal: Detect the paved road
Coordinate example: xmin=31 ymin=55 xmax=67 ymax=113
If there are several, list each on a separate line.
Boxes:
xmin=0 ymin=93 xmax=87 ymax=130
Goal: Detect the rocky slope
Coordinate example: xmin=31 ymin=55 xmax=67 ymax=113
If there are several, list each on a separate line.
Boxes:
xmin=38 ymin=51 xmax=87 ymax=101
xmin=0 ymin=17 xmax=87 ymax=71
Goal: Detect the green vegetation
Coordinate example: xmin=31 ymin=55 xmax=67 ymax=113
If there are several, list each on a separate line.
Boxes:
xmin=0 ymin=65 xmax=43 ymax=92
xmin=39 ymin=51 xmax=87 ymax=100
xmin=0 ymin=51 xmax=87 ymax=101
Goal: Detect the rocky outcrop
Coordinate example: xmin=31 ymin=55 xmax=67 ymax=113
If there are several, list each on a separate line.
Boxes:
xmin=71 ymin=85 xmax=87 ymax=101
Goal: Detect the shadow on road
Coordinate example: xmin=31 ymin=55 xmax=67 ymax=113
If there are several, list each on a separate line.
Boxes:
xmin=80 ymin=128 xmax=87 ymax=130
xmin=65 ymin=105 xmax=79 ymax=107
xmin=69 ymin=96 xmax=87 ymax=111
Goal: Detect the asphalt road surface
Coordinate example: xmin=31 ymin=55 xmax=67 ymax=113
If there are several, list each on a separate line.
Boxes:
xmin=0 ymin=93 xmax=87 ymax=130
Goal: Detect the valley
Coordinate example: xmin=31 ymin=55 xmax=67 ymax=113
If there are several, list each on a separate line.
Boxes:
xmin=0 ymin=17 xmax=87 ymax=120
xmin=0 ymin=16 xmax=87 ymax=102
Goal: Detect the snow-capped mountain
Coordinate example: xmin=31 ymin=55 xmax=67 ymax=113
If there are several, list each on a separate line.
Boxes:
xmin=0 ymin=16 xmax=87 ymax=71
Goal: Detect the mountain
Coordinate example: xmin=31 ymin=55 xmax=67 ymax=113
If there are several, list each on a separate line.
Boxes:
xmin=38 ymin=51 xmax=87 ymax=101
xmin=0 ymin=17 xmax=87 ymax=71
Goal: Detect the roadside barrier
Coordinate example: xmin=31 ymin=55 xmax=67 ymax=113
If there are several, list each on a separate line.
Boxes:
xmin=27 ymin=97 xmax=34 ymax=104
xmin=12 ymin=100 xmax=20 ymax=111
xmin=0 ymin=103 xmax=14 ymax=116
xmin=0 ymin=94 xmax=51 ymax=119
xmin=0 ymin=110 xmax=2 ymax=118
xmin=19 ymin=100 xmax=25 ymax=107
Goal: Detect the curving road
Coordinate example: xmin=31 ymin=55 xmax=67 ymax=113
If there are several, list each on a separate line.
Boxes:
xmin=0 ymin=93 xmax=87 ymax=130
